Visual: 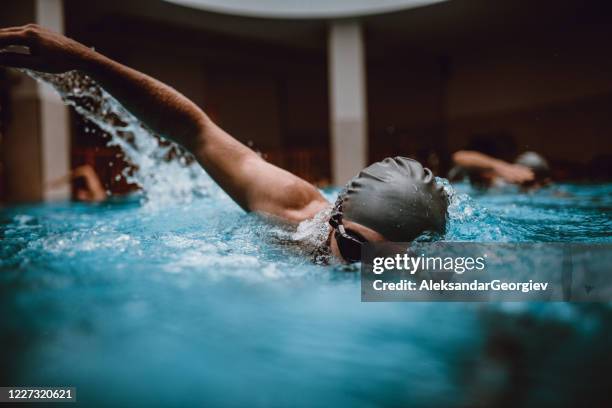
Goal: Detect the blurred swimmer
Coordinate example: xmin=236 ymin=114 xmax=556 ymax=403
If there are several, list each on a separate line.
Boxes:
xmin=451 ymin=150 xmax=550 ymax=190
xmin=47 ymin=164 xmax=106 ymax=202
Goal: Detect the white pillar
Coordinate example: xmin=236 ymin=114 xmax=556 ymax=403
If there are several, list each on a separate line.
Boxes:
xmin=2 ymin=0 xmax=69 ymax=202
xmin=37 ymin=0 xmax=70 ymax=201
xmin=328 ymin=20 xmax=368 ymax=185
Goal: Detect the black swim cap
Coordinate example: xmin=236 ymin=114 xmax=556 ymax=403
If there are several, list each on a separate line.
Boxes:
xmin=338 ymin=157 xmax=448 ymax=242
xmin=515 ymin=151 xmax=550 ymax=181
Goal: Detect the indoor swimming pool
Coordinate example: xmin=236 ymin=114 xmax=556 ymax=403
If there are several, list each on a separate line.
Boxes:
xmin=1 ymin=70 xmax=611 ymax=407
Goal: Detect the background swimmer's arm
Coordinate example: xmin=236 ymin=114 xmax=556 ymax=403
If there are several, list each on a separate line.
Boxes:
xmin=0 ymin=25 xmax=328 ymax=221
xmin=72 ymin=165 xmax=107 ymax=202
xmin=46 ymin=165 xmax=106 ymax=202
xmin=452 ymin=150 xmax=534 ymax=184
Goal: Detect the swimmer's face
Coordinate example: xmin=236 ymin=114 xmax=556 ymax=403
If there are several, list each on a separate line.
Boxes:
xmin=329 ymin=217 xmax=386 ymax=262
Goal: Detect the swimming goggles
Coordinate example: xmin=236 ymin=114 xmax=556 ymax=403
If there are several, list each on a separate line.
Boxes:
xmin=329 ymin=211 xmax=367 ymax=263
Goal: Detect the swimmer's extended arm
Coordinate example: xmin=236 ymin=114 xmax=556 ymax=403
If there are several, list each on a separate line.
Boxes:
xmin=452 ymin=150 xmax=534 ymax=184
xmin=0 ymin=25 xmax=327 ymax=221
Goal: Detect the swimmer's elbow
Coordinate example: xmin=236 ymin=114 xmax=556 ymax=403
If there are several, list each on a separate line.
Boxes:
xmin=282 ymin=180 xmax=327 ymax=220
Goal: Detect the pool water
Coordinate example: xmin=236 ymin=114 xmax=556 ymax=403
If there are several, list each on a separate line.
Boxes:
xmin=1 ymin=183 xmax=611 ymax=407
xmin=2 ymin=70 xmax=611 ymax=406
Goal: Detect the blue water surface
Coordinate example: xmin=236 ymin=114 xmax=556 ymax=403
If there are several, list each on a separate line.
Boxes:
xmin=1 ymin=183 xmax=611 ymax=407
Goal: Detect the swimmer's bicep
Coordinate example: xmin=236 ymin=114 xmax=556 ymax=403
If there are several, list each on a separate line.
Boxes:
xmin=192 ymin=123 xmax=325 ymax=217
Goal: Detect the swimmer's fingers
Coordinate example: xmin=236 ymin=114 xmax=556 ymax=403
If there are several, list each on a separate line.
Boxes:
xmin=0 ymin=27 xmax=23 ymax=32
xmin=495 ymin=163 xmax=534 ymax=183
xmin=0 ymin=26 xmax=41 ymax=69
xmin=511 ymin=169 xmax=534 ymax=183
xmin=513 ymin=165 xmax=535 ymax=182
xmin=0 ymin=24 xmax=92 ymax=73
xmin=0 ymin=25 xmax=38 ymax=48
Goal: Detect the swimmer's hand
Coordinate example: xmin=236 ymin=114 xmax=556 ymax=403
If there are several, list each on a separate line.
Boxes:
xmin=0 ymin=24 xmax=93 ymax=73
xmin=493 ymin=162 xmax=534 ymax=184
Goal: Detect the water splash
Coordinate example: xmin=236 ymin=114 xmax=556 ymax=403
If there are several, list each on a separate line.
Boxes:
xmin=292 ymin=204 xmax=334 ymax=264
xmin=25 ymin=69 xmax=218 ymax=209
xmin=438 ymin=177 xmax=507 ymax=241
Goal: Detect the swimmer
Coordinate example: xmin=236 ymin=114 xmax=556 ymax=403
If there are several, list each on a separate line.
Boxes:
xmin=47 ymin=164 xmax=107 ymax=202
xmin=0 ymin=25 xmax=448 ymax=263
xmin=451 ymin=150 xmax=551 ymax=190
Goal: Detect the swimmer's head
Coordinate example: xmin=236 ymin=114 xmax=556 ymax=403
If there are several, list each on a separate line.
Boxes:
xmin=514 ymin=151 xmax=551 ymax=187
xmin=328 ymin=157 xmax=448 ymax=262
